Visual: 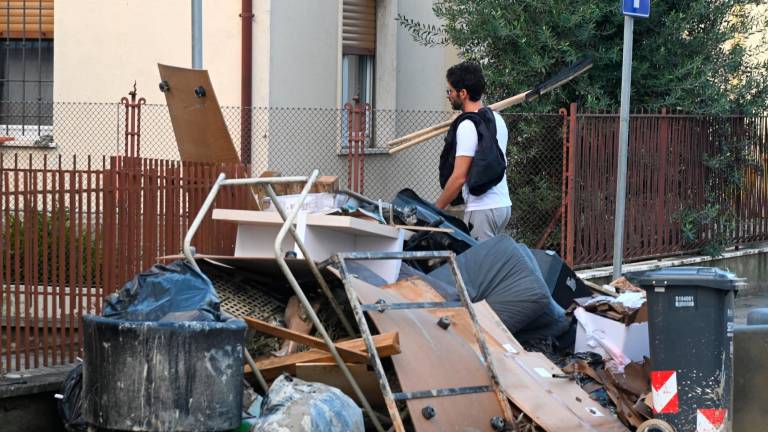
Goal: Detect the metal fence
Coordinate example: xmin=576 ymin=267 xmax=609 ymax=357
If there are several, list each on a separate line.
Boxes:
xmin=0 ymin=155 xmax=257 ymax=371
xmin=1 ymin=100 xmax=567 ymax=247
xmin=562 ymin=104 xmax=768 ymax=267
xmin=0 ymin=101 xmax=566 ymax=372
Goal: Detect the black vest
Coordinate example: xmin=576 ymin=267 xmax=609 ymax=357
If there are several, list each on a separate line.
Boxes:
xmin=439 ymin=107 xmax=506 ymax=205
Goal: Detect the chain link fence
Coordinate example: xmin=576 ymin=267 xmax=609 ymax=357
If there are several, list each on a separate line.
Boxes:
xmin=1 ymin=101 xmax=566 ymax=250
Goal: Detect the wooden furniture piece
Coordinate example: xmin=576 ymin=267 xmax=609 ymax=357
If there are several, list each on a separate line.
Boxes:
xmin=213 ymin=209 xmax=405 ymax=283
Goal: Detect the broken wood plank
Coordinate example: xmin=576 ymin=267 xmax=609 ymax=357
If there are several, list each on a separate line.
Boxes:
xmin=345 ymin=274 xmax=505 ymax=432
xmin=256 ymin=171 xmax=338 ymax=196
xmin=382 ymin=276 xmax=627 ymax=432
xmin=247 ymin=332 xmax=400 ymax=381
xmin=296 ymin=362 xmax=385 ymax=407
xmin=272 ymin=296 xmax=317 ymax=357
xmin=243 ymin=316 xmax=368 ymax=363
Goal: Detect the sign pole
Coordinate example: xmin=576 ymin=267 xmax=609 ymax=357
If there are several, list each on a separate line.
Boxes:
xmin=612 ymin=14 xmax=635 ymax=281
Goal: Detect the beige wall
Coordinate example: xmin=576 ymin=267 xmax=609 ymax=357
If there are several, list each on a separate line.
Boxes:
xmin=396 ymin=0 xmax=459 ymax=112
xmin=43 ymin=0 xmax=454 ymax=201
xmin=54 ymin=0 xmax=241 ymax=105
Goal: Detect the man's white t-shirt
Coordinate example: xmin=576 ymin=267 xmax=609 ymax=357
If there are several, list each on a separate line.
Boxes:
xmin=455 ymin=111 xmax=512 ymax=211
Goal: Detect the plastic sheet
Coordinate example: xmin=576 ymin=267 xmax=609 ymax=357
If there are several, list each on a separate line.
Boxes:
xmin=250 ymin=375 xmax=364 ymax=432
xmin=393 ymin=188 xmax=477 ymax=259
xmin=103 ymin=260 xmax=223 ymax=322
xmin=429 ymin=235 xmax=569 ymax=340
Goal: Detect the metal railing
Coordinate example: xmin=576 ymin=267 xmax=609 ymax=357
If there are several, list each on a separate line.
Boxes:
xmin=561 ymin=104 xmax=768 ymax=267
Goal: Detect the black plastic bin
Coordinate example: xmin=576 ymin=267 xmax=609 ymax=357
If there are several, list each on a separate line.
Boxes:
xmin=81 ymin=315 xmax=247 ymax=432
xmin=628 ymin=267 xmax=742 ymax=432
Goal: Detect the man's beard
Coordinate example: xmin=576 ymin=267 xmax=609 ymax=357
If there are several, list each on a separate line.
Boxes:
xmin=450 ymin=98 xmax=463 ymax=111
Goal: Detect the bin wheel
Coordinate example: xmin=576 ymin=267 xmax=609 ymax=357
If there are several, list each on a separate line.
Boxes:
xmin=636 ymin=419 xmax=675 ymax=432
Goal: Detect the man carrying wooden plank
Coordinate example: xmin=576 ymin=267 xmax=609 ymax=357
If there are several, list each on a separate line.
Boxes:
xmin=435 ymin=61 xmax=512 ymax=241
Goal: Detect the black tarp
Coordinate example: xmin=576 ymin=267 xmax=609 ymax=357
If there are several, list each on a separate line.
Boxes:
xmin=429 ymin=235 xmax=570 ymax=341
xmin=103 ymin=260 xmax=223 ymax=322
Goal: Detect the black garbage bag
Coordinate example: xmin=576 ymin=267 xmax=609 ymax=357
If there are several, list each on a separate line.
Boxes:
xmin=103 ymin=260 xmax=223 ymax=322
xmin=513 ymin=245 xmax=571 ymax=341
xmin=429 ymin=235 xmax=569 ymax=341
xmin=57 ymin=362 xmax=87 ymax=432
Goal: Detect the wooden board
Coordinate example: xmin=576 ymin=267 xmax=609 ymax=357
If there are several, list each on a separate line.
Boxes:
xmin=255 ymin=173 xmax=340 ymax=196
xmin=214 ymin=209 xmax=405 ymax=282
xmin=382 ymin=277 xmax=523 ymax=354
xmin=243 ymin=316 xmax=368 ymax=362
xmin=213 ymin=209 xmax=402 ymax=238
xmin=250 ymin=331 xmax=400 ymax=381
xmin=296 ymin=362 xmax=385 ymax=408
xmin=347 ymin=275 xmax=504 ymax=432
xmin=382 ymin=277 xmax=627 ymax=432
xmin=158 ymin=64 xmax=240 ymax=164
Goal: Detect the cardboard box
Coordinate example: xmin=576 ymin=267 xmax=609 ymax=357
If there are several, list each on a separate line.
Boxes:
xmin=574 ymin=305 xmax=649 ymax=364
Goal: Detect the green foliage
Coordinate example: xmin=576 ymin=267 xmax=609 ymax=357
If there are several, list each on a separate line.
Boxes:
xmin=3 ymin=209 xmax=102 ymax=286
xmin=501 ymin=113 xmax=564 ymax=248
xmin=398 ymin=0 xmax=768 ymax=114
xmin=674 ymin=127 xmax=764 ymax=256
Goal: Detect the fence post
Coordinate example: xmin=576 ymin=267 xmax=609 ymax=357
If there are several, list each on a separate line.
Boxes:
xmin=120 ymin=83 xmax=146 ymax=158
xmin=345 ymin=97 xmax=370 ymax=193
xmin=657 ymin=107 xmax=669 ymax=253
xmin=561 ymin=103 xmax=577 ymax=267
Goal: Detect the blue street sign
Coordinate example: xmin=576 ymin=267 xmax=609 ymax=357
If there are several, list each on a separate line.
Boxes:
xmin=622 ymin=0 xmax=650 ymax=18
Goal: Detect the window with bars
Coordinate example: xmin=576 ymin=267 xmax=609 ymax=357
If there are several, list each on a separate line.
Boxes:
xmin=0 ymin=1 xmax=54 ymax=145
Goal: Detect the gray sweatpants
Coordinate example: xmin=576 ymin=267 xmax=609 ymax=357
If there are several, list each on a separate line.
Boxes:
xmin=463 ymin=206 xmax=512 ymax=242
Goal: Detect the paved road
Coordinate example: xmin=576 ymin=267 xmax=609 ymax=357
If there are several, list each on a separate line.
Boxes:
xmin=735 ymin=293 xmax=768 ymax=325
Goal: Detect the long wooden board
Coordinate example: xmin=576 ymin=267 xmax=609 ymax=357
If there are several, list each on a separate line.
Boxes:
xmin=243 ymin=316 xmax=368 ymax=362
xmin=383 ymin=277 xmax=627 ymax=432
xmin=248 ymin=332 xmax=400 ymax=381
xmin=347 ymin=275 xmax=504 ymax=432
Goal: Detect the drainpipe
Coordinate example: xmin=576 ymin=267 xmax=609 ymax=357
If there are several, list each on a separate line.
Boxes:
xmin=192 ymin=0 xmax=203 ymax=68
xmin=240 ymin=0 xmax=254 ymax=165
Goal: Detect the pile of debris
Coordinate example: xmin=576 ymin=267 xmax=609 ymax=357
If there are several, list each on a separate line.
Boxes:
xmin=62 ymin=173 xmax=650 ymax=432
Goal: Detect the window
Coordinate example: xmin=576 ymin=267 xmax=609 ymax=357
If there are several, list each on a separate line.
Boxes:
xmin=342 ymin=0 xmax=375 ymax=147
xmin=0 ymin=1 xmax=54 ymax=144
xmin=341 ymin=54 xmax=373 ymax=106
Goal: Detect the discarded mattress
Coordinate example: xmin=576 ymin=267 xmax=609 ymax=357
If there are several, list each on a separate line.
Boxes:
xmin=251 ymin=374 xmax=364 ymax=432
xmin=429 ymin=235 xmax=569 ymax=341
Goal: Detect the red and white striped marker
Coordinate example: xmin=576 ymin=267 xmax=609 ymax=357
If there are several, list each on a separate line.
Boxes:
xmin=697 ymin=408 xmax=727 ymax=432
xmin=650 ymin=370 xmax=679 ymax=414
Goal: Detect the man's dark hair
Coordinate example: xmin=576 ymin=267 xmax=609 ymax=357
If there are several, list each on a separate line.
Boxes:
xmin=446 ymin=61 xmax=486 ymax=102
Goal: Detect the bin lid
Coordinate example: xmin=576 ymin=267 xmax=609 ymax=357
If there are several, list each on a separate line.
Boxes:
xmin=626 ymin=266 xmax=744 ymax=291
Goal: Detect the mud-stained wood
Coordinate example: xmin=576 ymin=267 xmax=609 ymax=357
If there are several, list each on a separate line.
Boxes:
xmin=247 ymin=332 xmax=400 ymax=381
xmin=296 ymin=362 xmax=386 ymax=408
xmin=243 ymin=316 xmax=368 ymax=362
xmin=350 ymin=276 xmax=504 ymax=432
xmin=382 ymin=277 xmax=627 ymax=432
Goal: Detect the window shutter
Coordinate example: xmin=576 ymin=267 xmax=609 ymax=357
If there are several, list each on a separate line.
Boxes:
xmin=343 ymin=0 xmax=375 ymax=55
xmin=0 ymin=1 xmax=54 ymax=39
